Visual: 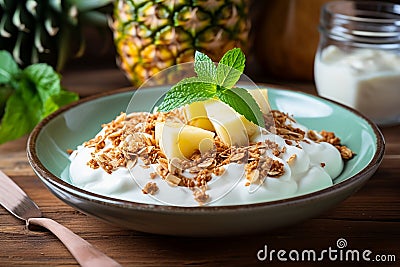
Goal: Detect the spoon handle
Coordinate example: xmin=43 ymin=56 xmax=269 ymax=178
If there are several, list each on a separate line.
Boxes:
xmin=28 ymin=217 xmax=121 ymax=267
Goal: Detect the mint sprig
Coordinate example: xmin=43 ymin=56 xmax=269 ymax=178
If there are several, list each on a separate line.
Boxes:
xmin=157 ymin=48 xmax=264 ymax=127
xmin=0 ymin=50 xmax=79 ymax=144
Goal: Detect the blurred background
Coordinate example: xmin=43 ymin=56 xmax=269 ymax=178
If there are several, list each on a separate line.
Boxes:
xmin=63 ymin=0 xmax=330 ymax=83
xmin=59 ymin=0 xmax=332 ymax=93
xmin=2 ymin=0 xmax=399 ymax=93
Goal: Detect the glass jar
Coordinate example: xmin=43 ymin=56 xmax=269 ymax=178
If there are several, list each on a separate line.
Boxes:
xmin=314 ymin=1 xmax=400 ymax=126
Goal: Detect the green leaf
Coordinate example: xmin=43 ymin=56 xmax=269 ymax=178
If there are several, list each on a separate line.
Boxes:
xmin=217 ymin=87 xmax=264 ymax=127
xmin=51 ymin=89 xmax=79 ymax=107
xmin=194 ymin=51 xmax=216 ymax=82
xmin=158 ymin=79 xmax=216 ymax=112
xmin=42 ymin=90 xmax=79 ymax=116
xmin=216 ymin=48 xmax=245 ymax=88
xmin=0 ymin=51 xmax=20 ymax=84
xmin=0 ymin=85 xmax=41 ymax=144
xmin=0 ymin=62 xmax=78 ymax=144
xmin=23 ymin=64 xmax=78 ymax=120
xmin=23 ymin=64 xmax=61 ymax=100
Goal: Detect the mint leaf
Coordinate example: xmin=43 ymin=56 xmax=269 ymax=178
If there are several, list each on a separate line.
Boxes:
xmin=194 ymin=51 xmax=216 ymax=82
xmin=158 ymin=79 xmax=216 ymax=112
xmin=22 ymin=63 xmax=76 ymax=118
xmin=217 ymin=87 xmax=264 ymax=127
xmin=0 ymin=59 xmax=78 ymax=144
xmin=23 ymin=64 xmax=61 ymax=98
xmin=216 ymin=48 xmax=245 ymax=88
xmin=53 ymin=90 xmax=79 ymax=107
xmin=43 ymin=90 xmax=80 ymax=116
xmin=0 ymin=51 xmax=19 ymax=84
xmin=0 ymin=84 xmax=42 ymax=144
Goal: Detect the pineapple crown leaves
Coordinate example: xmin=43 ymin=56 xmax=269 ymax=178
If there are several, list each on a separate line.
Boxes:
xmin=0 ymin=0 xmax=113 ymax=70
xmin=157 ymin=48 xmax=265 ymax=127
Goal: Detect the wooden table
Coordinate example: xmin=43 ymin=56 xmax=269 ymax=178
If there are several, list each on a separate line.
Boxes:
xmin=0 ymin=66 xmax=399 ymax=266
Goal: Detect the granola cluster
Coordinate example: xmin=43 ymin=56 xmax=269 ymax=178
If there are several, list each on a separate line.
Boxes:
xmin=84 ymin=113 xmax=128 ymax=174
xmin=269 ymin=111 xmax=354 ymax=160
xmin=269 ymin=110 xmax=305 ymax=141
xmin=79 ymin=109 xmax=354 ymax=205
xmin=307 ymin=130 xmax=354 ymax=160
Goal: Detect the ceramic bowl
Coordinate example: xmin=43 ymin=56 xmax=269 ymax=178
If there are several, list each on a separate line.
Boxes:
xmin=27 ymin=86 xmax=385 ymax=236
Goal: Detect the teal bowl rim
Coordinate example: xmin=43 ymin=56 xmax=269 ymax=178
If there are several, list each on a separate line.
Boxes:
xmin=27 ymin=86 xmax=385 ymax=214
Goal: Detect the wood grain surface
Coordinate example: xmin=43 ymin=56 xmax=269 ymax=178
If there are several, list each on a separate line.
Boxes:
xmin=0 ymin=67 xmax=399 ymax=266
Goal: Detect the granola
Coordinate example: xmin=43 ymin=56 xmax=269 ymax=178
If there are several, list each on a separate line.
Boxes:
xmin=307 ymin=129 xmax=355 ymax=160
xmin=142 ymin=182 xmax=158 ymax=195
xmin=76 ymin=109 xmax=354 ymax=205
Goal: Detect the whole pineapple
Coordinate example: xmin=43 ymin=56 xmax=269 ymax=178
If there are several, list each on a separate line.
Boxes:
xmin=0 ymin=0 xmax=112 ymax=70
xmin=112 ymin=0 xmax=251 ymax=86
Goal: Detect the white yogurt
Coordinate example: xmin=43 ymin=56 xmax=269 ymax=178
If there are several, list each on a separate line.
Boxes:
xmin=68 ymin=120 xmax=344 ymax=207
xmin=314 ymin=45 xmax=400 ymax=125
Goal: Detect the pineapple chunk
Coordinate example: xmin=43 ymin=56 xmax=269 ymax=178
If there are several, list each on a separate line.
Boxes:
xmin=183 ymin=101 xmax=215 ymax=131
xmin=240 ymin=116 xmax=260 ymax=138
xmin=183 ymin=100 xmax=258 ymax=138
xmin=183 ymin=89 xmax=270 ymax=139
xmin=155 ymin=121 xmax=215 ymax=160
xmin=178 ymin=89 xmax=270 ymax=146
xmin=204 ymin=100 xmax=249 ymax=146
xmin=248 ymin=89 xmax=271 ymax=115
xmin=238 ymin=89 xmax=271 ymax=138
